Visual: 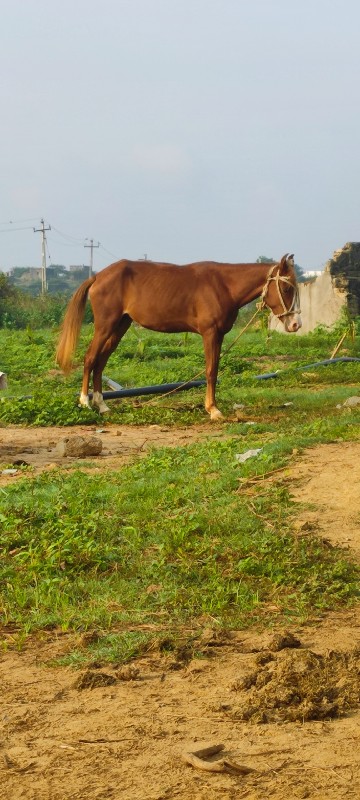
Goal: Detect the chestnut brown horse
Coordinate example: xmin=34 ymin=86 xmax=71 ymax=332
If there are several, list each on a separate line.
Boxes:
xmin=56 ymin=253 xmax=301 ymax=420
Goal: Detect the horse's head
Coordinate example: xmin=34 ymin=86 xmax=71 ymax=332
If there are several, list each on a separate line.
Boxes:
xmin=260 ymin=254 xmax=302 ymax=332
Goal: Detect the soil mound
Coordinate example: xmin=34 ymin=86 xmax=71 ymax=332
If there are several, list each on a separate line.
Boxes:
xmin=231 ymin=646 xmax=360 ymax=723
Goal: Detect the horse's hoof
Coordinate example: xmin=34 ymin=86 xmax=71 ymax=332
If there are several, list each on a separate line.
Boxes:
xmin=210 ymin=408 xmax=224 ymax=422
xmin=92 ymin=392 xmax=110 ymax=413
xmin=79 ymin=393 xmax=91 ymax=409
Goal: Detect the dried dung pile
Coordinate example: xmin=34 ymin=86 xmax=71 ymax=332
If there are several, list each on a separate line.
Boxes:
xmin=230 ymin=647 xmax=360 ymax=723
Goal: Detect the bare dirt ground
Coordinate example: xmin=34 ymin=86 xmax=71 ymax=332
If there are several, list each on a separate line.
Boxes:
xmin=1 ymin=428 xmax=360 ymax=800
xmin=0 ymin=423 xmax=220 ymax=482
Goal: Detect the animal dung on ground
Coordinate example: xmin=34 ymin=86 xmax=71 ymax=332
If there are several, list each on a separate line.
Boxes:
xmin=74 ymin=670 xmax=116 ymax=690
xmin=55 ymin=435 xmax=103 ymax=458
xmin=74 ymin=666 xmax=140 ymax=690
xmin=267 ymin=631 xmax=301 ymax=651
xmin=114 ymin=665 xmax=141 ymax=681
xmin=228 ymin=647 xmax=360 ymax=723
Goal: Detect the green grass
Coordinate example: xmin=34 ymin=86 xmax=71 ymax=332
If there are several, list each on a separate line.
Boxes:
xmin=1 ymin=417 xmax=360 ymax=663
xmin=0 ymin=316 xmax=359 ymax=425
xmin=0 ymin=318 xmax=360 ymax=664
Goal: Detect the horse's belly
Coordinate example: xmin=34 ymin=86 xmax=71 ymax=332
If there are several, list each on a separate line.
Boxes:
xmin=126 ymin=300 xmax=197 ymax=334
xmin=134 ymin=315 xmax=194 ymax=334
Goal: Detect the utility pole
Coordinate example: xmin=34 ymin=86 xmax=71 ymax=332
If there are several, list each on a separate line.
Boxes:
xmin=84 ymin=238 xmax=100 ymax=277
xmin=33 ymin=218 xmax=51 ymax=294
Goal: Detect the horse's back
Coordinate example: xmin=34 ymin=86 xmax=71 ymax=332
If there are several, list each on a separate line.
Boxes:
xmin=92 ymin=258 xmax=211 ymax=294
xmin=88 ymin=259 xmax=235 ymax=333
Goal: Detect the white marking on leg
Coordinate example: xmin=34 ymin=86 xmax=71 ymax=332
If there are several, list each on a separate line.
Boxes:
xmin=79 ymin=392 xmax=91 ymax=408
xmin=210 ymin=407 xmax=224 ymax=422
xmin=92 ymin=391 xmax=110 ymax=414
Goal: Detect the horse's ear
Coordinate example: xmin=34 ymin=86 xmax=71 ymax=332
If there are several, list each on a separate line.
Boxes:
xmin=279 ymin=253 xmax=294 ymax=272
xmin=279 ymin=253 xmax=289 ymax=272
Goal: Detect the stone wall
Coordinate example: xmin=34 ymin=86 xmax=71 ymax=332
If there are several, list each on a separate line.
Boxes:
xmin=327 ymin=242 xmax=360 ymax=319
xmin=270 ymin=242 xmax=360 ymax=334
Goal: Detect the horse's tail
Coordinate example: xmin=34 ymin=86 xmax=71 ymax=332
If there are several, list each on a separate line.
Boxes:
xmin=56 ymin=276 xmax=96 ymax=374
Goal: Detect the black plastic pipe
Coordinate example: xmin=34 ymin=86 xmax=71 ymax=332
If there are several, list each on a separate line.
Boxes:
xmin=254 ymin=356 xmax=360 ymax=380
xmin=6 ymin=358 xmax=359 ymax=402
xmin=89 ymin=379 xmax=207 ymax=400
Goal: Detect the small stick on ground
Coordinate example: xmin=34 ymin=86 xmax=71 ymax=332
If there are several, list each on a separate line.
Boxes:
xmin=237 ymin=465 xmax=289 ymax=490
xmin=330 ymin=331 xmax=347 ymax=360
xmin=181 ymin=743 xmax=256 ymax=775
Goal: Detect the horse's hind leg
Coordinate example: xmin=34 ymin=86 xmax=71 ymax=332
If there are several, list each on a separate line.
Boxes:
xmin=202 ymin=328 xmax=224 ymax=421
xmin=79 ymin=321 xmax=121 ymax=409
xmin=79 ymin=341 xmax=97 ymax=409
xmin=92 ymin=316 xmax=132 ymax=413
xmin=79 ymin=329 xmax=110 ymax=409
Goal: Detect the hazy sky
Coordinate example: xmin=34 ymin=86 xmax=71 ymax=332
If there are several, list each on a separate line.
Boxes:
xmin=1 ymin=0 xmax=359 ymax=272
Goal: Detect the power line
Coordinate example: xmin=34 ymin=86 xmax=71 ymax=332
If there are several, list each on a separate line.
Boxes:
xmin=0 ymin=217 xmax=39 ymax=226
xmin=47 ymin=234 xmax=81 ymax=248
xmin=0 ymin=225 xmax=34 ymax=233
xmin=51 ymin=225 xmax=85 ymax=245
xmin=1 ymin=215 xmax=118 ymax=269
xmin=99 ymin=243 xmax=119 ymax=260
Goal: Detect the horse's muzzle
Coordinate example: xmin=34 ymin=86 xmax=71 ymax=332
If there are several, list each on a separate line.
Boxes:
xmin=284 ymin=314 xmax=302 ymax=333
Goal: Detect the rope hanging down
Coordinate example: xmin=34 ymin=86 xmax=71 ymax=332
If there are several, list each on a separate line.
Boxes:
xmin=140 ymin=305 xmax=263 ymax=407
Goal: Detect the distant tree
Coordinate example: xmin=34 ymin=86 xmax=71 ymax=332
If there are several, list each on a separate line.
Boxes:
xmin=7 ymin=263 xmax=92 ymax=296
xmin=256 ymin=256 xmax=275 ymax=264
xmin=0 ymin=271 xmax=18 ymax=300
xmin=256 ymin=255 xmax=305 ymax=282
xmin=8 ymin=266 xmax=30 ymax=278
xmin=0 ymin=272 xmax=20 ymax=326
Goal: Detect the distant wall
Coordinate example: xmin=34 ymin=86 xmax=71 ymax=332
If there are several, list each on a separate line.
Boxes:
xmin=293 ymin=267 xmax=347 ymax=335
xmin=270 ymin=242 xmax=360 ymax=334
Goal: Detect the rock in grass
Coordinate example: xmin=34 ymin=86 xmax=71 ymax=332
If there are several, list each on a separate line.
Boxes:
xmin=343 ymin=396 xmax=360 ymax=407
xmin=55 ymin=435 xmax=103 ymax=458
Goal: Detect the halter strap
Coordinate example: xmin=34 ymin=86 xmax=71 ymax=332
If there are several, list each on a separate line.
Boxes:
xmin=258 ymin=264 xmax=301 ymax=319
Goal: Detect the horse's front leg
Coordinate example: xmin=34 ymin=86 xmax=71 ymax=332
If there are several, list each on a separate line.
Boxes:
xmin=202 ymin=328 xmax=224 ymax=421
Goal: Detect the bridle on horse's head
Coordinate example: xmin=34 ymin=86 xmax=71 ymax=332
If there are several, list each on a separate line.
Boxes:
xmin=258 ymin=262 xmax=301 ymax=320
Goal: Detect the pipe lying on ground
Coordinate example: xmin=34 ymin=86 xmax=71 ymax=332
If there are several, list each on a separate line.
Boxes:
xmin=89 ymin=379 xmax=207 ymax=400
xmin=254 ymin=356 xmax=360 ymax=380
xmin=103 ymin=375 xmax=123 ymax=391
xmin=4 ymin=358 xmax=359 ymax=403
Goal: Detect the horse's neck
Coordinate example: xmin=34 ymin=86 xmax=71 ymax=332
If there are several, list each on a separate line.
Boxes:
xmin=226 ymin=262 xmax=272 ymax=308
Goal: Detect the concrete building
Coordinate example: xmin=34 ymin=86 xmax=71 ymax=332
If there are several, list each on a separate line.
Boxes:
xmin=271 ymin=242 xmax=360 ymax=334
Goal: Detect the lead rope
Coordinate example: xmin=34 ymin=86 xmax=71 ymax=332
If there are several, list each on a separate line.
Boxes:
xmin=138 ymin=305 xmax=263 ymax=408
xmin=137 ymin=265 xmax=299 ymax=408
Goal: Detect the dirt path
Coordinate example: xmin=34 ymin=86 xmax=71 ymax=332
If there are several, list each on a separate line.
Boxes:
xmin=1 ymin=431 xmax=360 ymax=800
xmin=291 ymin=441 xmax=360 ymax=556
xmin=0 ymin=423 xmax=218 ymax=480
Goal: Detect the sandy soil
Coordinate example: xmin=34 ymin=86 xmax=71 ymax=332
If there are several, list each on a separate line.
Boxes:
xmin=291 ymin=442 xmax=360 ymax=556
xmin=1 ymin=428 xmax=360 ymax=800
xmin=0 ymin=423 xmax=219 ymax=481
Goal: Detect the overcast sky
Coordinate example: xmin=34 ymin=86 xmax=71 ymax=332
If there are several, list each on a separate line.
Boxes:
xmin=1 ymin=0 xmax=359 ymax=272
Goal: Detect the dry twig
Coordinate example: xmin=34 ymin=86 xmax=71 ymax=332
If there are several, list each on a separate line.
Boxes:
xmin=181 ymin=743 xmax=255 ymax=775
